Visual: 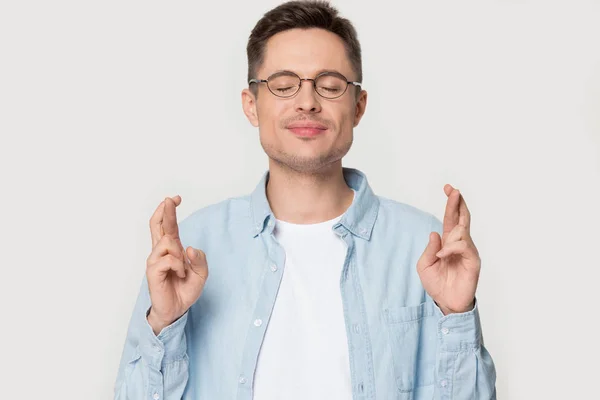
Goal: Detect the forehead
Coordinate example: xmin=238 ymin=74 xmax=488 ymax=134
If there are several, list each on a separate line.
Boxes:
xmin=259 ymin=28 xmax=353 ymax=78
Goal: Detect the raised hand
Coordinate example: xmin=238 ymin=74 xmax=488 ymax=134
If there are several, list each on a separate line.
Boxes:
xmin=417 ymin=185 xmax=480 ymax=315
xmin=146 ymin=196 xmax=209 ymax=335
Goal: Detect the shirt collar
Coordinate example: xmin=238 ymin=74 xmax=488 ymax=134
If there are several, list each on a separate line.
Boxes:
xmin=250 ymin=167 xmax=379 ymax=239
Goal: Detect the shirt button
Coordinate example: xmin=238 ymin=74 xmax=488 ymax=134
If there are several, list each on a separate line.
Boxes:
xmin=270 ymin=263 xmax=278 ymax=272
xmin=440 ymin=379 xmax=448 ymax=387
xmin=254 ymin=319 xmax=263 ymax=327
xmin=441 ymin=327 xmax=450 ymax=335
xmin=360 ymin=227 xmax=367 ymax=235
xmin=268 ymin=220 xmax=273 ymax=227
xmin=239 ymin=376 xmax=247 ymax=384
xmin=152 ymin=393 xmax=160 ymax=400
xmin=353 ymin=324 xmax=361 ymax=334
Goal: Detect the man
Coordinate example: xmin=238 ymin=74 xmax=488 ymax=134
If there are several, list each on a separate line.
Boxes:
xmin=114 ymin=1 xmax=497 ymax=399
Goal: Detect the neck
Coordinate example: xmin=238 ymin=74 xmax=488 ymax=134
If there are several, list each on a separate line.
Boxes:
xmin=266 ymin=159 xmax=354 ymax=224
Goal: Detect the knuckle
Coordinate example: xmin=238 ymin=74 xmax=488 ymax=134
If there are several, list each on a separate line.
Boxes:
xmin=153 ymin=238 xmax=166 ymax=252
xmin=146 ymin=250 xmax=161 ymax=266
xmin=171 ymin=254 xmax=185 ymax=267
xmin=146 ymin=257 xmax=160 ymax=273
xmin=164 ymin=254 xmax=177 ymax=265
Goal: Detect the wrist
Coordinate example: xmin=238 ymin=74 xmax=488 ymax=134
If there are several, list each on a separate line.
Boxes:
xmin=436 ymin=298 xmax=476 ymax=316
xmin=147 ymin=308 xmax=174 ymax=336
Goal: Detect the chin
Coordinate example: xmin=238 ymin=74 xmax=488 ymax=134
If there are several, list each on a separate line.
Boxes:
xmin=261 ymin=137 xmax=353 ymax=171
xmin=273 ymin=150 xmax=350 ymax=174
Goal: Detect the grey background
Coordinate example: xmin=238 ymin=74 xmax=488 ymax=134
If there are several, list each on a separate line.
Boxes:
xmin=1 ymin=0 xmax=599 ymax=398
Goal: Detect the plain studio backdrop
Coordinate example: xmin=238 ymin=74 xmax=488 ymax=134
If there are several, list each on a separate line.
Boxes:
xmin=1 ymin=0 xmax=599 ymax=398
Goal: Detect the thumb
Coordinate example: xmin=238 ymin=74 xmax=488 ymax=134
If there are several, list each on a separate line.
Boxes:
xmin=187 ymin=246 xmax=207 ymax=268
xmin=419 ymin=232 xmax=442 ymax=268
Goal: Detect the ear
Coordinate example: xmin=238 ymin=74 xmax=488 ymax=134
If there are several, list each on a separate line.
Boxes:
xmin=353 ymin=89 xmax=368 ymax=127
xmin=241 ymin=88 xmax=259 ymax=127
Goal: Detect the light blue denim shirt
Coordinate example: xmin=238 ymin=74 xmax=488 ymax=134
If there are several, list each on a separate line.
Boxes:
xmin=114 ymin=168 xmax=496 ymax=400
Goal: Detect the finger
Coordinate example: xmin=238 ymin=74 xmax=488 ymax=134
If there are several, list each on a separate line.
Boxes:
xmin=160 ymin=195 xmax=182 ymax=237
xmin=150 ymin=201 xmax=166 ymax=248
xmin=149 ymin=253 xmax=186 ymax=279
xmin=435 ymin=239 xmax=478 ymax=261
xmin=443 ymin=183 xmax=454 ymax=197
xmin=186 ymin=247 xmax=207 ymax=271
xmin=442 ymin=186 xmax=461 ymax=242
xmin=147 ymin=235 xmax=185 ymax=265
xmin=458 ymin=192 xmax=471 ymax=231
xmin=149 ymin=195 xmax=182 ymax=248
xmin=185 ymin=247 xmax=203 ymax=276
xmin=162 ymin=196 xmax=182 ymax=240
xmin=417 ymin=231 xmax=443 ymax=270
xmin=444 ymin=224 xmax=478 ymax=257
xmin=444 ymin=224 xmax=468 ymax=244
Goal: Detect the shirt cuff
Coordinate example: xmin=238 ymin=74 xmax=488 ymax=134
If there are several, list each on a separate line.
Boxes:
xmin=433 ymin=298 xmax=482 ymax=352
xmin=137 ymin=306 xmax=189 ymax=370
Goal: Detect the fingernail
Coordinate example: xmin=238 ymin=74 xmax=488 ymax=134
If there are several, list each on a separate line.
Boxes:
xmin=436 ymin=250 xmax=444 ymax=258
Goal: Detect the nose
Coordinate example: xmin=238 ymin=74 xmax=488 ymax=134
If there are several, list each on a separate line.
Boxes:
xmin=293 ymin=79 xmax=322 ymax=114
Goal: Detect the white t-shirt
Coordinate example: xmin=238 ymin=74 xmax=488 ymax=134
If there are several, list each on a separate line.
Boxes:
xmin=252 ymin=212 xmax=353 ymax=400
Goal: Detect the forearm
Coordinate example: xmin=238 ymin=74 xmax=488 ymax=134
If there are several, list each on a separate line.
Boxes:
xmin=433 ymin=300 xmax=497 ymax=399
xmin=114 ymin=277 xmax=190 ymax=400
xmin=114 ymin=354 xmax=189 ymax=400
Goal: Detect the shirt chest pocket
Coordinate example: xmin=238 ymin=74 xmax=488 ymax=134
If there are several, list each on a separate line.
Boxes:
xmin=384 ymin=301 xmax=438 ymax=393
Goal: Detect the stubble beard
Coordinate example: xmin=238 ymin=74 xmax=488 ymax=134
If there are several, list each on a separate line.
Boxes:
xmin=260 ymin=135 xmax=353 ymax=174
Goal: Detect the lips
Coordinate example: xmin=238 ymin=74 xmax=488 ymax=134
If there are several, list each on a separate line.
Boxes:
xmin=286 ymin=121 xmax=328 ymax=137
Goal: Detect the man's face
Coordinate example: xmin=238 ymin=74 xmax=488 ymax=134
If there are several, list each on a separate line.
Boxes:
xmin=242 ymin=28 xmax=367 ymax=173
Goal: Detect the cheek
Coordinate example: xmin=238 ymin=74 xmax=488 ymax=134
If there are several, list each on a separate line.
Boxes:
xmin=257 ymin=100 xmax=286 ymax=136
xmin=337 ymin=109 xmax=355 ymax=131
xmin=332 ymin=99 xmax=356 ymax=126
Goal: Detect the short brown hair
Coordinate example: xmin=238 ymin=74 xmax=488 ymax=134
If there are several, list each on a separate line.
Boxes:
xmin=246 ymin=0 xmax=362 ymax=95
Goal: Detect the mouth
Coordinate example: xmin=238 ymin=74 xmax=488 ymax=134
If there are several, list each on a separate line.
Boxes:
xmin=286 ymin=123 xmax=328 ymax=137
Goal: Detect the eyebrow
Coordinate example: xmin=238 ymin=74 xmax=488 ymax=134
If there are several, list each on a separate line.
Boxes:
xmin=270 ymin=69 xmax=348 ymax=78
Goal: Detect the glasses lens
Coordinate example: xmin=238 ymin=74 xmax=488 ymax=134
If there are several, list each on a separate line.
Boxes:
xmin=267 ymin=73 xmax=300 ymax=97
xmin=315 ymin=73 xmax=347 ymax=98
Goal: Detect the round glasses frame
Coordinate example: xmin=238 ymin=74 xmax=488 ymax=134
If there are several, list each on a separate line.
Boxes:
xmin=248 ymin=70 xmax=362 ymax=99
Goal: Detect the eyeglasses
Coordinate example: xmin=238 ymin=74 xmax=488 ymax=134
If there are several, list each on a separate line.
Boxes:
xmin=248 ymin=70 xmax=362 ymax=99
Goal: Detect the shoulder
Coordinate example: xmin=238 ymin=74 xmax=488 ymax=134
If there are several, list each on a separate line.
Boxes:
xmin=376 ymin=195 xmax=442 ymax=234
xmin=178 ymin=194 xmax=252 ymax=239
